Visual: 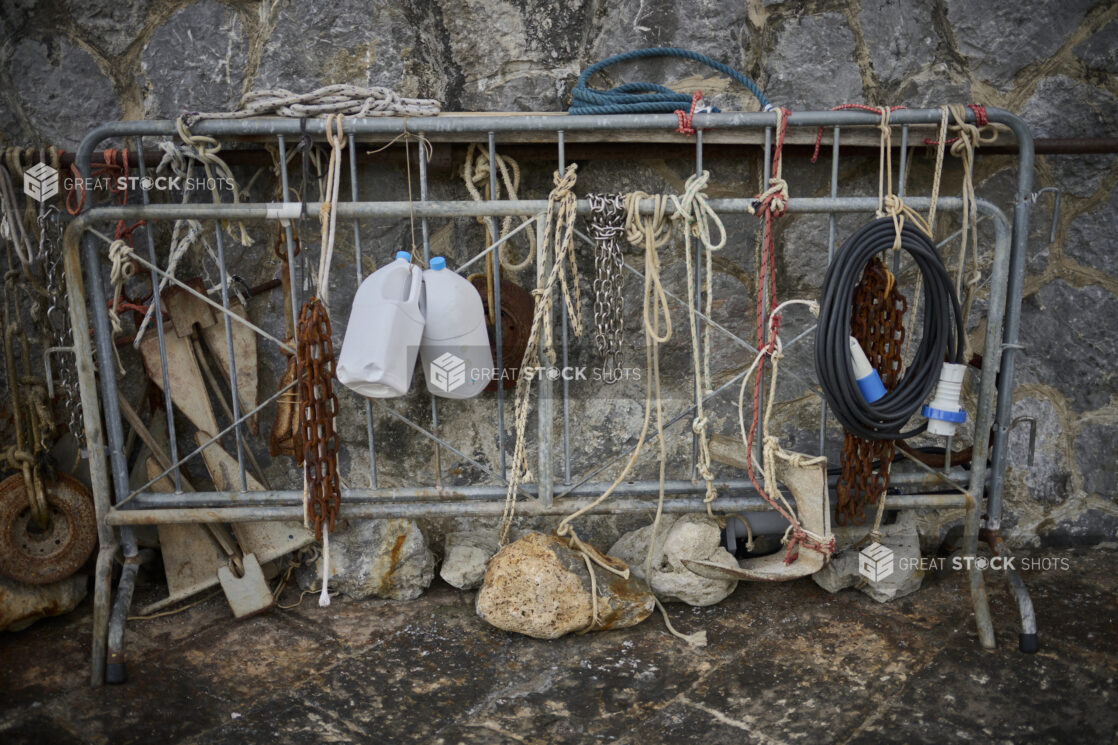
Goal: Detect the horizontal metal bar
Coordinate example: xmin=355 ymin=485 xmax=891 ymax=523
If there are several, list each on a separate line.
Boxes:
xmin=107 ymin=492 xmax=968 ymax=525
xmin=71 ymin=195 xmax=979 ymax=224
xmin=118 ymin=467 xmax=969 ymax=509
xmin=78 ymin=108 xmax=1017 ymax=142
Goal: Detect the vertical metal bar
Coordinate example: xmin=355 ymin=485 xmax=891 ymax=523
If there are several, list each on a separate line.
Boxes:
xmin=135 ymin=135 xmax=183 ymax=492
xmin=489 ymin=131 xmax=507 ymax=477
xmin=349 ymin=133 xmax=378 ymax=488
xmin=963 ymin=208 xmax=1013 ymax=651
xmin=558 ymin=131 xmax=571 ymax=484
xmin=691 ymin=129 xmax=703 ymax=478
xmin=893 ymin=125 xmax=908 ymax=275
xmin=819 ymin=126 xmax=840 ymax=457
xmin=756 ymin=125 xmax=772 ymax=465
xmin=536 ymin=215 xmax=553 ymax=507
xmin=417 ymin=132 xmax=441 ymax=484
xmin=211 ymin=222 xmax=248 ymax=491
xmin=277 ymin=135 xmax=300 ymax=338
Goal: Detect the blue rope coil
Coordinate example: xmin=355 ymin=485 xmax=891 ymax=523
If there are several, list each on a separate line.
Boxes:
xmin=568 ymin=47 xmax=772 ymax=115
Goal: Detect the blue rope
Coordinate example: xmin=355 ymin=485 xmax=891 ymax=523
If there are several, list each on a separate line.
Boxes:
xmin=568 ymin=47 xmax=772 ymax=115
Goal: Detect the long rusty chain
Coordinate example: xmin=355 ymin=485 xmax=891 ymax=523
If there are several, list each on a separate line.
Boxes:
xmin=836 ymin=257 xmax=907 ymax=526
xmin=296 ymin=296 xmax=340 ymax=541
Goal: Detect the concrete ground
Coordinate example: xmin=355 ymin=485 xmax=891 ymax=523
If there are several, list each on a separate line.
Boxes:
xmin=1 ymin=548 xmax=1114 ymax=745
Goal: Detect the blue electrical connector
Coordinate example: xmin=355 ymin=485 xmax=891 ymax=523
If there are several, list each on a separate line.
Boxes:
xmin=848 ymin=336 xmax=886 ymax=403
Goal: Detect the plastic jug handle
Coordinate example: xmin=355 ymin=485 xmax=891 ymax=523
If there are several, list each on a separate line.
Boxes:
xmin=407 ymin=265 xmax=424 ymax=304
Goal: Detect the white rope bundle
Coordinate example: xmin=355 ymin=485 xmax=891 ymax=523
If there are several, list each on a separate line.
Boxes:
xmin=185 ymin=84 xmax=441 ymax=124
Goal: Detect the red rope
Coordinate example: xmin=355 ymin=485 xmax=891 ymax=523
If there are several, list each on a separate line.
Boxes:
xmin=923 ymin=104 xmax=988 ymax=145
xmin=741 ymin=108 xmax=832 ymax=563
xmin=66 ymin=149 xmax=146 ymax=245
xmin=674 ymin=91 xmax=703 ymax=136
xmin=810 ymin=104 xmax=907 ymax=163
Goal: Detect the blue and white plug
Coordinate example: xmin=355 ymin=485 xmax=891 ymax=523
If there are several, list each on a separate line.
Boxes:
xmin=922 ymin=363 xmax=967 ymax=436
xmin=849 ymin=336 xmax=886 ymax=404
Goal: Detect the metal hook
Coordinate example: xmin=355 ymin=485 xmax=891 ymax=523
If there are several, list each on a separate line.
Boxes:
xmin=1009 ymin=415 xmax=1037 ymax=467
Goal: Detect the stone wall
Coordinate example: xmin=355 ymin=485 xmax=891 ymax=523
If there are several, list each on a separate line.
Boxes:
xmin=1 ymin=0 xmax=1115 ymax=548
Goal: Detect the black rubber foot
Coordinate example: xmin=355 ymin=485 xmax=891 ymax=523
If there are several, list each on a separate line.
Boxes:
xmin=105 ymin=662 xmax=126 ymax=684
xmin=1019 ymin=632 xmax=1039 ymax=654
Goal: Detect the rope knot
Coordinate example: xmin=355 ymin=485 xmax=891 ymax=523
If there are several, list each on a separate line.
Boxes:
xmin=691 ymin=416 xmax=709 ymax=436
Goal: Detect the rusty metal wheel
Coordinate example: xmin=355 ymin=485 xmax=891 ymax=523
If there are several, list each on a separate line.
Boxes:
xmin=0 ymin=473 xmax=97 ymax=585
xmin=468 ymin=275 xmax=535 ymax=393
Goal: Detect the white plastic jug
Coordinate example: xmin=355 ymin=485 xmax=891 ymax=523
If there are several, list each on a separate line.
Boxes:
xmin=336 ymin=251 xmax=426 ymax=398
xmin=420 ymin=257 xmax=494 ymax=399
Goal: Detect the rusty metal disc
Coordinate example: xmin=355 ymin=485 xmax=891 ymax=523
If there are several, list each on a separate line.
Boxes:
xmin=468 ymin=275 xmax=534 ymax=393
xmin=0 ymin=473 xmax=97 ymax=585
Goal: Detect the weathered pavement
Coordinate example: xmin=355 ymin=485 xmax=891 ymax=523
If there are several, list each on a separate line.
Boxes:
xmin=1 ymin=548 xmax=1115 ymax=744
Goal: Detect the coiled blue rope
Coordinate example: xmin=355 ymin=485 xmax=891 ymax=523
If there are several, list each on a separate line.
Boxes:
xmin=568 ymin=47 xmax=772 ymax=115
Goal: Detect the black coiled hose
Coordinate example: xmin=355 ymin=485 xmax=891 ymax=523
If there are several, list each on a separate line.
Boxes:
xmin=814 ymin=217 xmax=965 ymax=441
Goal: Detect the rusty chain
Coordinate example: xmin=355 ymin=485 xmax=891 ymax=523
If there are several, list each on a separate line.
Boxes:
xmin=837 ymin=257 xmax=907 ymax=526
xmin=296 ymin=296 xmax=340 ymax=541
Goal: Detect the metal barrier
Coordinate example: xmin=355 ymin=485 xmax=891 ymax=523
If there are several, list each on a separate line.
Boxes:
xmin=64 ymin=108 xmax=1037 ymax=684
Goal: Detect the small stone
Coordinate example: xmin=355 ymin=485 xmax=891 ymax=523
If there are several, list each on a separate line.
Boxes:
xmin=1 ymin=574 xmax=87 ymax=632
xmin=812 ymin=511 xmax=923 ymax=603
xmin=439 ymin=530 xmax=499 ymax=590
xmin=476 ymin=531 xmax=654 ymax=639
xmin=609 ymin=514 xmax=737 ymax=607
xmin=1074 ymin=18 xmax=1118 ymax=74
xmin=296 ymin=519 xmax=434 ymax=601
xmin=1073 ymin=422 xmax=1118 ymax=500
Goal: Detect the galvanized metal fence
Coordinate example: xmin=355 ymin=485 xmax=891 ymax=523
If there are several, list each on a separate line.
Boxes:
xmin=63 ymin=108 xmax=1037 ymax=684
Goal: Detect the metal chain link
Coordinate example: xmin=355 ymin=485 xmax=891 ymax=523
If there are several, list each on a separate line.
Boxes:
xmin=296 ymin=297 xmax=340 ymax=541
xmin=837 ymin=257 xmax=907 ymax=526
xmin=44 ymin=215 xmax=84 ymax=451
xmin=587 ymin=193 xmax=626 ymax=383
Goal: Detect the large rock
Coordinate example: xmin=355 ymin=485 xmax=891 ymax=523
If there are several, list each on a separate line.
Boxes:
xmin=764 ymin=13 xmax=863 ymax=110
xmin=7 ymin=37 xmax=121 ymax=149
xmin=439 ymin=530 xmax=498 ymax=590
xmin=1066 ymin=186 xmax=1118 ymax=279
xmin=476 ymin=531 xmax=654 ymax=639
xmin=946 ymin=0 xmax=1095 ymax=89
xmin=609 ymin=514 xmax=737 ymax=606
xmin=297 ymin=519 xmax=434 ymax=601
xmin=141 ymin=0 xmax=249 ymax=119
xmin=812 ymin=511 xmax=923 ymax=603
xmin=1 ymin=575 xmax=87 ymax=632
xmin=858 ymin=0 xmax=938 ymax=85
xmin=1017 ymin=282 xmax=1118 ymax=412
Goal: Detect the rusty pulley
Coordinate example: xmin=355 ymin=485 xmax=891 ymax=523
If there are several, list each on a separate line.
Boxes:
xmin=0 ymin=473 xmax=96 ymax=585
xmin=468 ymin=274 xmax=534 ymax=393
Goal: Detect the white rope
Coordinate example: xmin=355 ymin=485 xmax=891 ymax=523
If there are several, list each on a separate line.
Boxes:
xmin=462 ymin=143 xmax=537 ymax=273
xmin=185 ymin=84 xmax=441 ymax=124
xmin=316 ymin=113 xmax=346 ymax=311
xmin=497 ymin=165 xmax=582 ymax=546
xmin=670 ymin=171 xmax=726 ymax=517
